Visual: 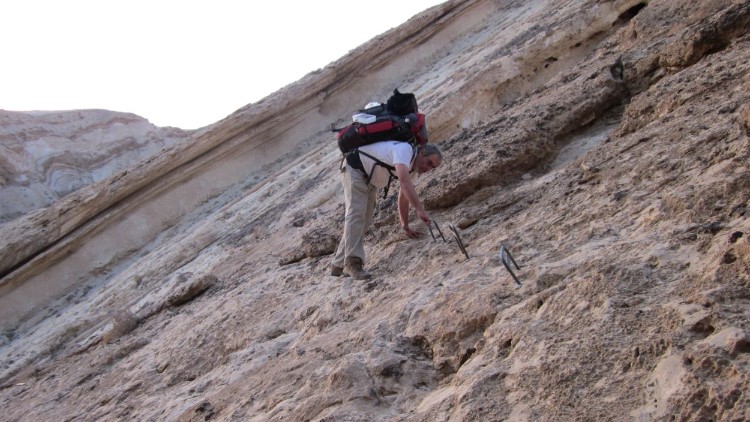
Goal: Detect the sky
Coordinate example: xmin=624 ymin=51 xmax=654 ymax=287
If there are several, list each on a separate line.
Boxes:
xmin=0 ymin=1 xmax=445 ymax=129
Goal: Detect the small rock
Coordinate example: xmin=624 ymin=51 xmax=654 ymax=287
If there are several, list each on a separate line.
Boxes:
xmin=167 ymin=274 xmax=218 ymax=307
xmin=103 ymin=309 xmax=139 ymax=344
xmin=740 ymin=103 xmax=750 ymax=136
xmin=702 ymin=327 xmax=750 ymax=356
xmin=613 ymin=190 xmax=628 ymax=201
xmin=156 ymin=361 xmax=170 ymax=373
xmin=264 ymin=328 xmax=286 ymax=340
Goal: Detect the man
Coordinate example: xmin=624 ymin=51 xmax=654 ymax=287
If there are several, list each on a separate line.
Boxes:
xmin=331 ymin=141 xmax=443 ymax=280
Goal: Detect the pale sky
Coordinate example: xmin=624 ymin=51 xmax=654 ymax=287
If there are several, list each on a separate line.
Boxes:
xmin=0 ymin=1 xmax=444 ymax=129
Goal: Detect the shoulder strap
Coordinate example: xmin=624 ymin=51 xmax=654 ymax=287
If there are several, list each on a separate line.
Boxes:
xmin=355 ymin=149 xmax=393 ymax=196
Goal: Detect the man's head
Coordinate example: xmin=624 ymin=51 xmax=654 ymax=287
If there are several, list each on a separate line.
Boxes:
xmin=414 ymin=144 xmax=442 ymax=174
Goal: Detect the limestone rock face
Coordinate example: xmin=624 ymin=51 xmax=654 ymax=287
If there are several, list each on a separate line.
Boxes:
xmin=1 ymin=0 xmax=750 ymax=421
xmin=0 ymin=110 xmax=192 ymax=223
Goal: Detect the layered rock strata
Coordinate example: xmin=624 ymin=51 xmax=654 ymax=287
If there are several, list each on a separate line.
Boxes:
xmin=1 ymin=0 xmax=749 ymax=420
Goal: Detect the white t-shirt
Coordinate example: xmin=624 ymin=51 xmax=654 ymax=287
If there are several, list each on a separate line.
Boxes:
xmin=357 ymin=141 xmax=416 ymax=189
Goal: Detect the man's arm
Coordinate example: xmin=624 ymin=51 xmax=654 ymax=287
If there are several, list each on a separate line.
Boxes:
xmin=398 ymin=186 xmax=420 ymax=238
xmin=395 ymin=164 xmax=431 ymax=235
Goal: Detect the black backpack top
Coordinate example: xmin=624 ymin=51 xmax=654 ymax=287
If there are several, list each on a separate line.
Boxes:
xmin=386 ymin=89 xmax=418 ymax=115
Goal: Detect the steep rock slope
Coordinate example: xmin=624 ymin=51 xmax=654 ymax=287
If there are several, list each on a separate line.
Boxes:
xmin=0 ymin=0 xmax=486 ymax=324
xmin=1 ymin=0 xmax=750 ymax=421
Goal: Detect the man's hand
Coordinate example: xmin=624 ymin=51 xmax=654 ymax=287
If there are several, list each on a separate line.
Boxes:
xmin=403 ymin=224 xmax=422 ymax=239
xmin=417 ymin=209 xmax=432 ymax=226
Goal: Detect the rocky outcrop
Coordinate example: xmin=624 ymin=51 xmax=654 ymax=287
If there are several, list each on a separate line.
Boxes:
xmin=0 ymin=109 xmax=192 ymax=223
xmin=1 ymin=0 xmax=749 ymax=420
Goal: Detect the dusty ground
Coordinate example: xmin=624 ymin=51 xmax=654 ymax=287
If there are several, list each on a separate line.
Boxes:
xmin=1 ymin=0 xmax=749 ymax=420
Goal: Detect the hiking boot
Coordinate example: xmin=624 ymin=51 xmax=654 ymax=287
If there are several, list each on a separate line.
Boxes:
xmin=344 ymin=257 xmax=372 ymax=280
xmin=330 ymin=265 xmax=350 ymax=277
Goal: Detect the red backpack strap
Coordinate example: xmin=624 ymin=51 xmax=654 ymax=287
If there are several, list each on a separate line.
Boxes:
xmin=411 ymin=113 xmax=428 ymax=146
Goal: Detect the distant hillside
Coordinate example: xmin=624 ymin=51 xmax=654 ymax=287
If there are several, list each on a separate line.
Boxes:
xmin=0 ymin=109 xmax=192 ymax=223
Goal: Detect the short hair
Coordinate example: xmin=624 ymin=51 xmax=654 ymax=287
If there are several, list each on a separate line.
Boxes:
xmin=419 ymin=143 xmax=442 ymax=161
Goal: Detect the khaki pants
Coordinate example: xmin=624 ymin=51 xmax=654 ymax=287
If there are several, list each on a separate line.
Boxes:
xmin=332 ymin=164 xmax=377 ymax=267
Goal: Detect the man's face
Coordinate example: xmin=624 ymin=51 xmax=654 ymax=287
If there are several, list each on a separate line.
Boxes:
xmin=416 ymin=153 xmax=441 ymax=174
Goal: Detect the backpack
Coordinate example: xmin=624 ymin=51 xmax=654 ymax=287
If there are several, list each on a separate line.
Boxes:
xmin=333 ymin=89 xmax=428 ymax=198
xmin=333 ymin=89 xmax=428 ymax=154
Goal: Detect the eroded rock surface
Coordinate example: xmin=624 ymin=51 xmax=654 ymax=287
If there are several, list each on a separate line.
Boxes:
xmin=1 ymin=0 xmax=749 ymax=421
